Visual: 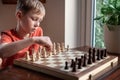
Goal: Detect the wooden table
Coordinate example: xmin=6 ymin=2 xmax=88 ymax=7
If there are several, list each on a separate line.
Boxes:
xmin=0 ymin=46 xmax=120 ymax=80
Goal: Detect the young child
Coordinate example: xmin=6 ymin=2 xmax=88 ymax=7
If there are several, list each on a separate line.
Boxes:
xmin=0 ymin=0 xmax=53 ymax=68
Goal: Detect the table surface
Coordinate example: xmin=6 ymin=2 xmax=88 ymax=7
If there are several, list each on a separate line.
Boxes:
xmin=0 ymin=46 xmax=120 ymax=80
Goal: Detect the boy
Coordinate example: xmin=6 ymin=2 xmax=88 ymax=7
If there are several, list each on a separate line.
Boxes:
xmin=0 ymin=0 xmax=52 ymax=68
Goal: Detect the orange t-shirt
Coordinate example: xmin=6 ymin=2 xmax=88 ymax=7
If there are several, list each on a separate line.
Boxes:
xmin=0 ymin=27 xmax=43 ymax=68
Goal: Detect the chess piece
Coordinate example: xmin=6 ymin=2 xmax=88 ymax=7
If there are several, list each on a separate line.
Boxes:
xmin=83 ymin=54 xmax=87 ymax=67
xmin=96 ymin=49 xmax=100 ymax=60
xmin=53 ymin=42 xmax=56 ymax=55
xmin=70 ymin=59 xmax=74 ymax=67
xmin=57 ymin=43 xmax=61 ymax=53
xmin=36 ymin=47 xmax=41 ymax=60
xmin=42 ymin=47 xmax=47 ymax=58
xmin=92 ymin=48 xmax=96 ymax=63
xmin=75 ymin=57 xmax=78 ymax=64
xmin=72 ymin=61 xmax=76 ymax=72
xmin=100 ymin=49 xmax=104 ymax=59
xmin=61 ymin=42 xmax=65 ymax=52
xmin=64 ymin=61 xmax=69 ymax=70
xmin=104 ymin=49 xmax=107 ymax=57
xmin=88 ymin=50 xmax=92 ymax=64
xmin=31 ymin=49 xmax=36 ymax=62
xmin=78 ymin=58 xmax=82 ymax=69
xmin=48 ymin=51 xmax=52 ymax=57
xmin=25 ymin=51 xmax=31 ymax=61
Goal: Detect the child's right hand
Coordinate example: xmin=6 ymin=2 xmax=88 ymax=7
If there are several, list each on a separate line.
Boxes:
xmin=32 ymin=36 xmax=53 ymax=51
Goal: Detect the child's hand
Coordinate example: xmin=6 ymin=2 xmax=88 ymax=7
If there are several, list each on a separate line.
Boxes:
xmin=32 ymin=36 xmax=53 ymax=51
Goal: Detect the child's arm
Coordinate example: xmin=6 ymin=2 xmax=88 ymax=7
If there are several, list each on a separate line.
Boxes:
xmin=0 ymin=36 xmax=52 ymax=58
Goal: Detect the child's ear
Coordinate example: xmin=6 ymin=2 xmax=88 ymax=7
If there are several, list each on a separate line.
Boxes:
xmin=16 ymin=11 xmax=23 ymax=20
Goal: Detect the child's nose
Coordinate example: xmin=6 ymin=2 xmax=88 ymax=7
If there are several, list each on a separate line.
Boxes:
xmin=34 ymin=21 xmax=40 ymax=27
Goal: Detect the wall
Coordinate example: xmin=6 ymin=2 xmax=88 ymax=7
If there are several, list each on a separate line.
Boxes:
xmin=65 ymin=0 xmax=80 ymax=48
xmin=41 ymin=0 xmax=65 ymax=43
xmin=0 ymin=1 xmax=16 ymax=32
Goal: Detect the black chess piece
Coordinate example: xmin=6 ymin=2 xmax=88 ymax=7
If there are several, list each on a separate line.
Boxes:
xmin=72 ymin=61 xmax=76 ymax=72
xmin=92 ymin=48 xmax=96 ymax=63
xmin=83 ymin=54 xmax=87 ymax=67
xmin=75 ymin=57 xmax=78 ymax=64
xmin=100 ymin=50 xmax=104 ymax=59
xmin=64 ymin=61 xmax=68 ymax=70
xmin=70 ymin=59 xmax=74 ymax=67
xmin=78 ymin=58 xmax=82 ymax=69
xmin=88 ymin=50 xmax=92 ymax=64
xmin=104 ymin=49 xmax=107 ymax=57
xmin=96 ymin=49 xmax=101 ymax=60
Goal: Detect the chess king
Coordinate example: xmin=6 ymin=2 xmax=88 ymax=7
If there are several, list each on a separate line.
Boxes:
xmin=0 ymin=0 xmax=52 ymax=68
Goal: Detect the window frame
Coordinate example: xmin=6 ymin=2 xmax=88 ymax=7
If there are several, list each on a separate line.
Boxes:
xmin=80 ymin=0 xmax=94 ymax=47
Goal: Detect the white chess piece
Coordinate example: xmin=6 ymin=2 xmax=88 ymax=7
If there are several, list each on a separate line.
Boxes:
xmin=26 ymin=51 xmax=31 ymax=61
xmin=57 ymin=43 xmax=61 ymax=53
xmin=53 ymin=42 xmax=56 ymax=55
xmin=31 ymin=49 xmax=36 ymax=62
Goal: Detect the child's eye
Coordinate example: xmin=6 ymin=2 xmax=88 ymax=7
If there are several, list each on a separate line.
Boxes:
xmin=32 ymin=18 xmax=38 ymax=21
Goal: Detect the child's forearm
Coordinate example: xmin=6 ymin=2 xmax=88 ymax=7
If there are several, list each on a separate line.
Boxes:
xmin=0 ymin=38 xmax=34 ymax=58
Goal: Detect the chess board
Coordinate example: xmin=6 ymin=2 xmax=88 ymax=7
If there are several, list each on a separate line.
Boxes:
xmin=14 ymin=50 xmax=118 ymax=80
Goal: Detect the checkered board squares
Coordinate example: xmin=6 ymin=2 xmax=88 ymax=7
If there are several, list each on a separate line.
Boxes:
xmin=14 ymin=50 xmax=118 ymax=80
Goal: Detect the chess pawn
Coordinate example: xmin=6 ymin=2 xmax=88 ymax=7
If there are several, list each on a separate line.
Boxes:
xmin=64 ymin=61 xmax=69 ymax=70
xmin=25 ymin=51 xmax=31 ymax=61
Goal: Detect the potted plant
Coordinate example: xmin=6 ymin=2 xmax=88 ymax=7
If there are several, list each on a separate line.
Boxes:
xmin=94 ymin=0 xmax=120 ymax=54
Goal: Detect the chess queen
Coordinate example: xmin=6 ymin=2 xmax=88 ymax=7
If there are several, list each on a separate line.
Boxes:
xmin=0 ymin=0 xmax=53 ymax=69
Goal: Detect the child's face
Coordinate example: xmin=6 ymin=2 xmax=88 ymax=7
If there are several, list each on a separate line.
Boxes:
xmin=18 ymin=10 xmax=44 ymax=34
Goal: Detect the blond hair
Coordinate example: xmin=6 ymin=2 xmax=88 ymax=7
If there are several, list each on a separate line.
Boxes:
xmin=16 ymin=0 xmax=45 ymax=15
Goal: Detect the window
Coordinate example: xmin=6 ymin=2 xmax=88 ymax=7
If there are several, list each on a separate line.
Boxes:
xmin=92 ymin=0 xmax=105 ymax=48
xmin=81 ymin=0 xmax=105 ymax=48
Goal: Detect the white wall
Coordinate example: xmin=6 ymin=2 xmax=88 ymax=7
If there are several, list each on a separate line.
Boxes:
xmin=65 ymin=0 xmax=81 ymax=48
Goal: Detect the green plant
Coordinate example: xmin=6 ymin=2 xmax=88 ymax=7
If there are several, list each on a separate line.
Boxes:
xmin=94 ymin=0 xmax=120 ymax=30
